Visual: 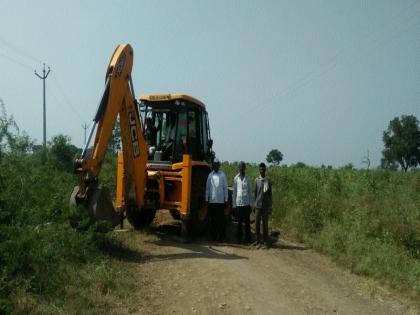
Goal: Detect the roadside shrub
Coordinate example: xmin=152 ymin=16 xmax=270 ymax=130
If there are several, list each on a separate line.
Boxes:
xmin=0 ymin=108 xmax=131 ymax=314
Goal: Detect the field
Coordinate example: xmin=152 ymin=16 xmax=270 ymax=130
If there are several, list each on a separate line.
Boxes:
xmin=223 ymin=162 xmax=420 ymax=300
xmin=1 ymin=110 xmax=419 ymax=312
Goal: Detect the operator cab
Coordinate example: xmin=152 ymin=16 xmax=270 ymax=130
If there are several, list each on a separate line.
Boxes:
xmin=139 ymin=94 xmax=213 ymax=163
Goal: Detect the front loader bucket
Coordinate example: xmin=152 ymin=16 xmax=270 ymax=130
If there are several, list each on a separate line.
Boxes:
xmin=69 ymin=185 xmax=121 ymax=228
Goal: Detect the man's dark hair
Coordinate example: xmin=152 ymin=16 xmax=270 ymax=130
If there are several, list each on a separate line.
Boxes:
xmin=239 ymin=161 xmax=246 ymax=167
xmin=259 ymin=162 xmax=266 ymax=168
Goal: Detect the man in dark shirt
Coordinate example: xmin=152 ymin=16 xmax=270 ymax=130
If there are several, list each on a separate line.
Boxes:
xmin=144 ymin=117 xmax=157 ymax=147
xmin=253 ymin=162 xmax=272 ymax=248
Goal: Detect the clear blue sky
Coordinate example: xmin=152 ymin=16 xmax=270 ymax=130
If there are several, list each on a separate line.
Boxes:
xmin=0 ymin=0 xmax=419 ymax=167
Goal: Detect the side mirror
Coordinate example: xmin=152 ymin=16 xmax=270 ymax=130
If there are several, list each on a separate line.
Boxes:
xmin=208 ymin=139 xmax=213 ymax=149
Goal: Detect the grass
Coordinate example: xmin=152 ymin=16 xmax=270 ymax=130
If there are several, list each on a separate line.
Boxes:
xmin=0 ymin=111 xmax=137 ymax=314
xmin=222 ymin=162 xmax=420 ymax=300
xmin=0 ymin=224 xmax=136 ymax=314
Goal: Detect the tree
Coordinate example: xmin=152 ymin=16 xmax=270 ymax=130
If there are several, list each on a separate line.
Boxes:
xmin=341 ymin=163 xmax=354 ymax=170
xmin=293 ymin=162 xmax=307 ymax=168
xmin=380 ymin=158 xmax=398 ymax=171
xmin=48 ymin=134 xmax=79 ymax=171
xmin=0 ymin=99 xmax=33 ymax=156
xmin=266 ymin=149 xmax=283 ymax=166
xmin=382 ymin=115 xmax=420 ymax=172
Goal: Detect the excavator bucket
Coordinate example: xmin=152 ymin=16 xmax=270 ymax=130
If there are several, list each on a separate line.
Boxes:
xmin=69 ymin=185 xmax=121 ymax=228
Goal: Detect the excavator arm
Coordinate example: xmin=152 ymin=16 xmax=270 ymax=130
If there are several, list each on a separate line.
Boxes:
xmin=71 ymin=44 xmax=148 ymax=225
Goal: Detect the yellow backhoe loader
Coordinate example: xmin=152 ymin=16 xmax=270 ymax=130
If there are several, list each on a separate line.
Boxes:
xmin=70 ymin=44 xmax=214 ymax=235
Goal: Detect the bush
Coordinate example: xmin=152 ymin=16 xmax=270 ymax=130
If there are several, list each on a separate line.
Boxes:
xmin=0 ymin=108 xmax=132 ymax=314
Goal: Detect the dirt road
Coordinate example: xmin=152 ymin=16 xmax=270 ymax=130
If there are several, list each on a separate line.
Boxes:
xmin=114 ymin=216 xmax=417 ymax=315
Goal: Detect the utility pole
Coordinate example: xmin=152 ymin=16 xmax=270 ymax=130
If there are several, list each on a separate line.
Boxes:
xmin=34 ymin=63 xmax=51 ymax=149
xmin=82 ymin=122 xmax=89 ymax=145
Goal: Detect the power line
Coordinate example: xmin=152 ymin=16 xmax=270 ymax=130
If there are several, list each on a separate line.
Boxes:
xmin=0 ymin=36 xmax=43 ymax=65
xmin=50 ymin=73 xmax=83 ymax=119
xmin=240 ymin=0 xmax=420 ymax=119
xmin=0 ymin=38 xmax=85 ymax=147
xmin=48 ymin=84 xmax=81 ymax=123
xmin=0 ymin=50 xmax=34 ymax=71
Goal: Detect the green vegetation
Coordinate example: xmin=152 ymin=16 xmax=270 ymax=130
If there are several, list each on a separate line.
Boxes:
xmin=1 ymin=97 xmax=419 ymax=312
xmin=266 ymin=148 xmax=283 ymax=166
xmin=0 ymin=107 xmax=133 ymax=314
xmin=382 ymin=114 xmax=420 ymax=171
xmin=223 ymin=163 xmax=420 ymax=300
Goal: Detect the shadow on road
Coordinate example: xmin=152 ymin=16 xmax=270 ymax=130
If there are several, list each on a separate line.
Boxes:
xmin=270 ymin=241 xmax=307 ymax=251
xmin=144 ymin=237 xmax=248 ymax=262
xmin=107 ymin=224 xmax=247 ymax=263
xmin=264 ymin=231 xmax=308 ymax=250
xmin=108 ymin=221 xmax=307 ymax=264
xmin=103 ymin=240 xmax=145 ymax=263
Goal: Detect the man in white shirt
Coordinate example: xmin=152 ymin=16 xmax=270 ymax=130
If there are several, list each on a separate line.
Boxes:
xmin=205 ymin=158 xmax=228 ymax=241
xmin=232 ymin=161 xmax=253 ymax=244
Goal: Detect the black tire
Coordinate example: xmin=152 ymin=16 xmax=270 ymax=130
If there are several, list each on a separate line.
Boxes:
xmin=189 ymin=203 xmax=208 ymax=236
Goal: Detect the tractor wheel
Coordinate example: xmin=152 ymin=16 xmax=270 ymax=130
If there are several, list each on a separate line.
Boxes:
xmin=179 ymin=202 xmax=207 ymax=239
